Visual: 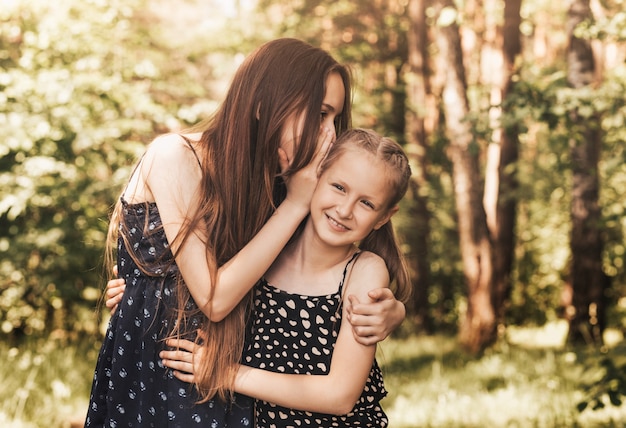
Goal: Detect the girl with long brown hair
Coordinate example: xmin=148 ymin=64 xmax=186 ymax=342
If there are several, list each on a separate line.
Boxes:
xmin=87 ymin=39 xmax=405 ymax=427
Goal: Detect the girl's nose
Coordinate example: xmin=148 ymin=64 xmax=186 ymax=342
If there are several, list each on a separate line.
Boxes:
xmin=335 ymin=202 xmax=353 ymax=219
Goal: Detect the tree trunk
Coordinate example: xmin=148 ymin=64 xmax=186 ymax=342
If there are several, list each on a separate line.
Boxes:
xmin=487 ymin=0 xmax=522 ymax=328
xmin=434 ymin=0 xmax=496 ymax=354
xmin=404 ymin=0 xmax=433 ymax=332
xmin=566 ymin=0 xmax=606 ymax=345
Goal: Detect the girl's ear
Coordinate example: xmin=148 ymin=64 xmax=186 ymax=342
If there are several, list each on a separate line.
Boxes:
xmin=373 ymin=205 xmax=399 ymax=230
xmin=277 ymin=147 xmax=290 ymax=173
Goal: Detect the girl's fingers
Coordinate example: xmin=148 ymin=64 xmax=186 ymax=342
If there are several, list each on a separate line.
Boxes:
xmin=105 ymin=279 xmax=126 ymax=311
xmin=162 ymin=356 xmax=194 ymax=376
xmin=352 ymin=332 xmax=378 ymax=346
xmin=165 ymin=338 xmax=197 ymax=353
xmin=160 ymin=344 xmax=199 ymax=383
xmin=346 ymin=294 xmax=383 ymax=345
xmin=367 ymin=287 xmax=394 ymax=302
xmin=172 ymin=370 xmax=195 ymax=383
xmin=105 ymin=280 xmax=126 ymax=299
xmin=106 ymin=265 xmax=124 ymax=313
xmin=315 ymin=127 xmax=334 ymax=172
xmin=160 ymin=349 xmax=193 ymax=369
xmin=105 ymin=294 xmax=122 ymax=311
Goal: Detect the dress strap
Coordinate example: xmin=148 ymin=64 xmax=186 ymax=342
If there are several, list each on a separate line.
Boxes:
xmin=120 ymin=154 xmax=145 ymax=202
xmin=180 ymin=135 xmax=202 ymax=169
xmin=337 ymin=251 xmax=361 ymax=295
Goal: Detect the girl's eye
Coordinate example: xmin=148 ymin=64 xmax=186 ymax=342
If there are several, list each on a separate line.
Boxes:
xmin=332 ymin=183 xmax=345 ymax=192
xmin=361 ymin=200 xmax=375 ymax=209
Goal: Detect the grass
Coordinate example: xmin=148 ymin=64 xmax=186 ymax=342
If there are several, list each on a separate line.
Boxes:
xmin=0 ymin=323 xmax=624 ymax=427
xmin=0 ymin=335 xmax=100 ymax=428
xmin=379 ymin=322 xmax=626 ymax=427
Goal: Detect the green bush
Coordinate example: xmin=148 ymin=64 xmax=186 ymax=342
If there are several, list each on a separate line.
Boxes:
xmin=0 ymin=0 xmax=212 ymax=338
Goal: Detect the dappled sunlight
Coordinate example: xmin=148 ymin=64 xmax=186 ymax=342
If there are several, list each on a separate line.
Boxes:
xmin=0 ymin=339 xmax=97 ymax=427
xmin=1 ymin=0 xmax=625 ymax=426
xmin=506 ymin=320 xmax=625 ymax=349
xmin=506 ymin=319 xmax=569 ymax=348
xmin=378 ymin=334 xmax=626 ymax=427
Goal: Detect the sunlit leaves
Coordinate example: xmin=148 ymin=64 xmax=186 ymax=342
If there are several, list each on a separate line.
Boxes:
xmin=575 ymin=10 xmax=626 ymax=41
xmin=0 ymin=0 xmax=199 ymax=336
xmin=437 ymin=7 xmax=458 ymax=27
xmin=577 ymin=347 xmax=626 ymax=413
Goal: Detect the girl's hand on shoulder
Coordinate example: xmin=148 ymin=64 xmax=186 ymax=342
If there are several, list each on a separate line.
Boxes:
xmin=105 ymin=265 xmax=126 ymax=315
xmin=280 ymin=126 xmax=334 ymax=212
xmin=346 ymin=288 xmax=406 ymax=346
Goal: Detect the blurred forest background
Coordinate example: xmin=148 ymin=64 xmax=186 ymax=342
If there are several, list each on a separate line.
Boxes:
xmin=1 ymin=0 xmax=626 ymax=426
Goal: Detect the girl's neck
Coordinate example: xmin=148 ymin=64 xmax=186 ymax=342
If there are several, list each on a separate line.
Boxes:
xmin=265 ymin=227 xmax=357 ymax=295
xmin=292 ymin=235 xmax=355 ymax=269
xmin=302 ymin=219 xmax=357 ymax=262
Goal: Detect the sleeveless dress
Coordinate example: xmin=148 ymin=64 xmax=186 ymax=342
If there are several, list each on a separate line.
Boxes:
xmin=242 ymin=253 xmax=389 ymax=427
xmin=86 ymin=146 xmax=253 ymax=427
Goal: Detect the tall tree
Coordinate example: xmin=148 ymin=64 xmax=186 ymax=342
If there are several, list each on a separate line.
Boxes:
xmin=434 ymin=0 xmax=496 ymax=353
xmin=404 ymin=0 xmax=433 ymax=331
xmin=482 ymin=0 xmax=522 ymax=327
xmin=493 ymin=0 xmax=522 ymax=326
xmin=565 ymin=0 xmax=607 ymax=345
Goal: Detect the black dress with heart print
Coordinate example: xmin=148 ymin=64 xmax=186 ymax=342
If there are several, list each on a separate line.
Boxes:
xmin=242 ymin=252 xmax=388 ymax=427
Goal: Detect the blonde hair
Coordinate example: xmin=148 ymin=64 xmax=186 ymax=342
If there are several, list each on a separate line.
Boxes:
xmin=318 ymin=128 xmax=412 ymax=302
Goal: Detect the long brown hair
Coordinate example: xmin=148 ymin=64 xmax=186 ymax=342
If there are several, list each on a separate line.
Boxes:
xmin=106 ymin=38 xmax=352 ymax=402
xmin=318 ymin=128 xmax=412 ymax=303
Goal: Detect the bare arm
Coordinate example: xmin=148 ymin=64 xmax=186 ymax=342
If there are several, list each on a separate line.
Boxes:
xmin=141 ymin=129 xmax=333 ymax=321
xmin=105 ymin=274 xmax=406 ymax=343
xmin=160 ymin=258 xmax=390 ymax=413
xmin=235 ymin=253 xmax=389 ymax=415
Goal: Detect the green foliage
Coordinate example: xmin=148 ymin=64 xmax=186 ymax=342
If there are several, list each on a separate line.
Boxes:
xmin=574 ymin=8 xmax=626 ymax=41
xmin=0 ymin=337 xmax=100 ymax=427
xmin=597 ymin=72 xmax=626 ymax=315
xmin=576 ymin=343 xmax=626 ymax=413
xmin=498 ymin=72 xmax=571 ymax=324
xmin=0 ymin=0 xmax=218 ymax=337
xmin=256 ymin=0 xmax=410 ymax=136
xmin=496 ymin=61 xmax=626 ymax=326
xmin=0 ymin=0 xmax=624 ymax=353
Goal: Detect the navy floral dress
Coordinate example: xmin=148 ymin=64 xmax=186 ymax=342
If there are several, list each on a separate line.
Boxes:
xmin=86 ymin=198 xmax=253 ymax=427
xmin=242 ymin=253 xmax=389 ymax=427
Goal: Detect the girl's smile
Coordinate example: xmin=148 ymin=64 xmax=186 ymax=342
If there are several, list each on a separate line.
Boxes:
xmin=309 ymin=149 xmax=397 ymax=247
xmin=324 ymin=212 xmax=351 ymax=232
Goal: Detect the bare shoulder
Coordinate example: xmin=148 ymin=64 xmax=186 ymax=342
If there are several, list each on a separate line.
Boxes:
xmin=354 ymin=251 xmax=388 ymax=275
xmin=139 ymin=135 xmax=203 ymax=185
xmin=345 ymin=251 xmax=390 ymax=295
xmin=146 ymin=134 xmax=190 ymax=159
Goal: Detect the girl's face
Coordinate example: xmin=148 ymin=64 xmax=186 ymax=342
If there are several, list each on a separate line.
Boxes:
xmin=309 ymin=148 xmax=398 ymax=247
xmin=279 ymin=71 xmax=345 ymax=162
